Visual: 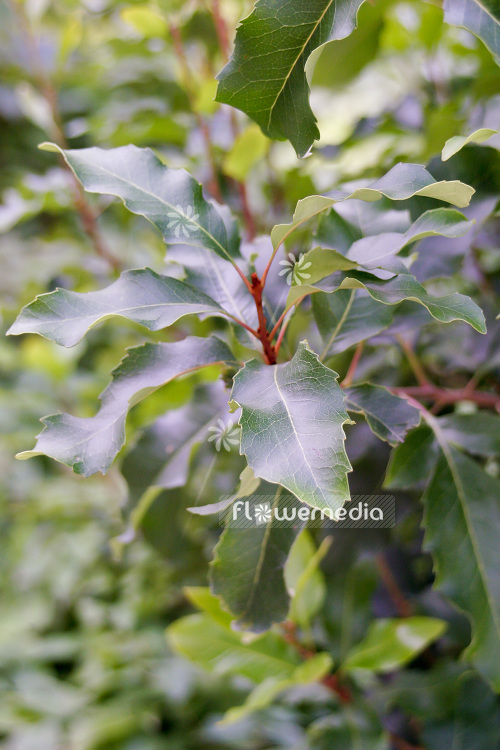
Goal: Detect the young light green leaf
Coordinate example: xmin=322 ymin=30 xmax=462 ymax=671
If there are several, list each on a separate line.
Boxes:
xmin=289 ymin=272 xmax=487 ymax=334
xmin=188 ymin=465 xmax=260 ymax=516
xmin=39 ymin=143 xmax=241 ymax=261
xmin=285 ymin=531 xmax=331 ymax=629
xmin=421 ymin=436 xmax=500 ymax=691
xmin=272 ymin=164 xmax=475 ymax=249
xmin=183 ymin=586 xmax=234 ymax=628
xmin=166 ymin=613 xmax=302 ymax=682
xmin=231 ymin=342 xmax=352 ymax=514
xmin=221 ymin=652 xmax=333 ymax=725
xmin=7 ymin=268 xmax=228 ymax=347
xmin=345 ymin=385 xmax=421 ymax=447
xmin=210 ymin=490 xmax=306 ymax=632
xmin=442 ymin=128 xmax=499 ymax=161
xmin=216 ymin=0 xmax=368 ymax=157
xmin=342 ymin=617 xmax=447 ymax=674
xmin=17 ymin=336 xmax=236 ymax=477
xmin=444 ymin=0 xmax=500 ymax=62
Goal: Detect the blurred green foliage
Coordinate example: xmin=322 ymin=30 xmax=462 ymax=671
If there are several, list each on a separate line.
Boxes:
xmin=1 ymin=0 xmax=500 ymax=748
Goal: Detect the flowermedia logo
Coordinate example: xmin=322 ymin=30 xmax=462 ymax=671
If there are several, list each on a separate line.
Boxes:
xmin=166 ymin=204 xmax=200 ymax=238
xmin=208 ymin=418 xmax=240 ymax=452
xmin=279 ymin=252 xmax=312 ymax=286
xmin=220 ymin=495 xmax=396 ymax=529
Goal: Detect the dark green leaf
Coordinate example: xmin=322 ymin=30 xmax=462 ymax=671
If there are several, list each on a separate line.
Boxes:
xmin=210 ymin=490 xmax=306 ymax=632
xmin=273 ymin=164 xmax=475 ymax=249
xmin=422 ymin=438 xmax=500 ymax=690
xmin=438 ymin=412 xmax=500 ymax=457
xmin=216 ymin=0 xmax=368 ymax=157
xmin=345 ymin=384 xmax=421 ymax=446
xmin=384 ymin=426 xmax=438 ymax=490
xmin=122 ymin=383 xmax=229 ymax=507
xmin=312 ymin=290 xmax=394 ymax=355
xmin=290 ymin=273 xmax=487 ymax=334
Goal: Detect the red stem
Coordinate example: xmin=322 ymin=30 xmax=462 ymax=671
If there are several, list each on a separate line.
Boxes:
xmin=341 ymin=341 xmax=365 ymax=387
xmin=250 ymin=272 xmax=277 ymax=364
xmin=390 ymin=384 xmax=500 ymax=411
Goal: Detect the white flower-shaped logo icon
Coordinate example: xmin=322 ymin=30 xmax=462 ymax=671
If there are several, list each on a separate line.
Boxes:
xmin=254 ymin=502 xmax=272 ymax=525
xmin=279 ymin=252 xmax=312 ymax=286
xmin=208 ymin=418 xmax=240 ymax=452
xmin=166 ymin=204 xmax=200 ymax=238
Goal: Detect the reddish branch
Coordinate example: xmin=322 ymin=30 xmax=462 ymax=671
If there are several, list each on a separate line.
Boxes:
xmin=390 ymin=384 xmax=500 ymax=412
xmin=10 ymin=0 xmax=120 ymax=271
xmin=376 ymin=553 xmax=413 ymax=618
xmin=207 ymin=0 xmax=257 ymax=239
xmin=282 ymin=622 xmax=352 ymax=704
xmin=250 ymin=272 xmax=277 ymax=364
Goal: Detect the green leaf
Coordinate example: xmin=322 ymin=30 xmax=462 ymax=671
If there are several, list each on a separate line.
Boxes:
xmin=183 ymin=586 xmax=233 ymax=628
xmin=301 ymin=208 xmax=473 ymax=285
xmin=221 ymin=652 xmax=333 ymax=725
xmin=442 ymin=128 xmax=499 ymax=161
xmin=231 ymin=342 xmax=352 ymax=514
xmin=210 ymin=490 xmax=306 ymax=632
xmin=307 ymin=702 xmax=390 ymax=749
xmin=438 ymin=412 xmax=500 ymax=457
xmin=285 ymin=531 xmax=331 ymax=629
xmin=290 ymin=272 xmax=487 ymax=334
xmin=345 ymin=208 xmax=474 ymax=270
xmin=345 ymin=384 xmax=421 ymax=447
xmin=188 ymin=465 xmax=260 ymax=516
xmin=223 ymin=124 xmax=270 ymax=181
xmin=384 ymin=426 xmax=438 ymax=490
xmin=421 ymin=436 xmax=500 ymax=691
xmin=216 ymin=0 xmax=368 ymax=157
xmin=342 ymin=617 xmax=447 ymax=674
xmin=7 ymin=268 xmax=228 ymax=347
xmin=166 ymin=613 xmax=302 ymax=682
xmin=122 ymin=384 xmax=228 ymax=508
xmin=272 ymin=164 xmax=475 ymax=249
xmin=166 ymin=245 xmax=258 ymax=328
xmin=17 ymin=336 xmax=236 ymax=477
xmin=39 ymin=143 xmax=241 ymax=261
xmin=444 ymin=0 xmax=500 ymax=62
xmin=313 ymin=291 xmax=394 ymax=356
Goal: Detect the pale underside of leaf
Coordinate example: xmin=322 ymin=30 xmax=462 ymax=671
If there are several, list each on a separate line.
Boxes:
xmin=272 ymin=164 xmax=475 ymax=249
xmin=17 ymin=336 xmax=236 ymax=477
xmin=40 ymin=143 xmax=241 ymax=261
xmin=7 ymin=268 xmax=227 ymax=346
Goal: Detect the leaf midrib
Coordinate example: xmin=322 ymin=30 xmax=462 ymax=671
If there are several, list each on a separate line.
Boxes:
xmin=69 ymin=154 xmax=234 ymax=262
xmin=267 ymin=0 xmax=336 ymax=131
xmin=273 ymin=366 xmax=327 ymax=503
xmin=428 ymin=415 xmax=500 ymax=642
